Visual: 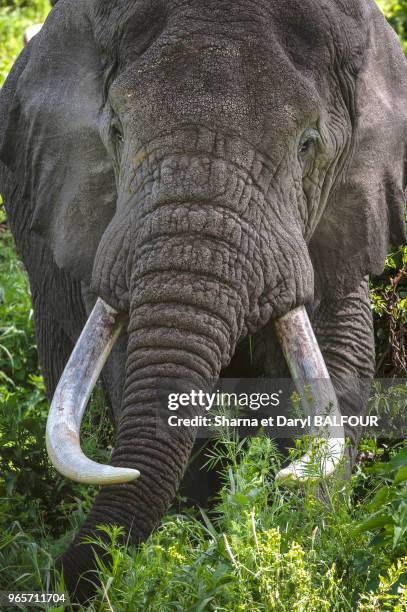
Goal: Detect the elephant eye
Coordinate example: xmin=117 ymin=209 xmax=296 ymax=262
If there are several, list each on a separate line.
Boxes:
xmin=298 ymin=129 xmax=319 ymax=161
xmin=111 ymin=118 xmax=124 ymax=146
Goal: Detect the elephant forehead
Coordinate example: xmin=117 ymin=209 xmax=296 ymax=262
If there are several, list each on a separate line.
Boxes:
xmin=95 ymin=0 xmax=367 ymax=149
xmin=92 ymin=0 xmax=367 ymax=75
xmin=109 ymin=44 xmax=321 ymax=164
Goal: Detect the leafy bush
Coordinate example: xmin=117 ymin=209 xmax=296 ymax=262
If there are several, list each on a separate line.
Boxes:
xmin=0 ymin=207 xmax=112 ymax=593
xmin=377 ymin=0 xmax=407 ymax=52
xmin=73 ymin=435 xmax=407 ymax=610
xmin=372 ymin=247 xmax=407 ymax=376
xmin=0 ymin=0 xmax=49 ymax=86
xmin=371 ymin=6 xmax=407 ymax=378
xmin=0 ymin=208 xmax=56 ymax=531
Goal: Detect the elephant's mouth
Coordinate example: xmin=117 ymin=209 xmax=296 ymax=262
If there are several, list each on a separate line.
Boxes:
xmin=46 ymin=298 xmax=345 ymax=485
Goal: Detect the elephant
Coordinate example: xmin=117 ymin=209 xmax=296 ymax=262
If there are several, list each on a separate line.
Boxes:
xmin=1 ymin=0 xmax=406 ymax=602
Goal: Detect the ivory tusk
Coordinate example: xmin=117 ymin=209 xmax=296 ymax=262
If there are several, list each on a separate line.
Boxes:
xmin=274 ymin=306 xmax=345 ymax=483
xmin=46 ymin=298 xmax=140 ymax=485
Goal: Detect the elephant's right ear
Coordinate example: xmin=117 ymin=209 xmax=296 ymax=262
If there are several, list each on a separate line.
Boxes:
xmin=0 ymin=1 xmax=116 ymax=284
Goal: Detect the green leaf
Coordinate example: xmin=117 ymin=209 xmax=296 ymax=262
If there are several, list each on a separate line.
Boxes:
xmin=393 ymin=525 xmax=407 ymax=548
xmin=394 ymin=466 xmax=407 ymax=484
xmin=356 ymin=513 xmax=393 ymax=533
xmin=388 ymin=448 xmax=407 ymax=472
xmin=367 ymin=486 xmax=395 ymax=512
xmin=230 ymin=492 xmax=250 ymax=506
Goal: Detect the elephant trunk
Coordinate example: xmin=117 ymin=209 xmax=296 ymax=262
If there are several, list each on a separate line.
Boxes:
xmin=58 ymin=269 xmax=238 ymax=601
xmin=98 ymin=254 xmax=242 ymax=533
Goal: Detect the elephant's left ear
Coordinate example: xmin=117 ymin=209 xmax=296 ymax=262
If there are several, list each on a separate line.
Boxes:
xmin=0 ymin=0 xmax=116 ymax=285
xmin=310 ymin=3 xmax=407 ymax=299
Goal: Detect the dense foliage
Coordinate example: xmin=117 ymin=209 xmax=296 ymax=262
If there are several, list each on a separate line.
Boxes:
xmin=0 ymin=1 xmax=406 ymax=609
xmin=378 ymin=0 xmax=407 ymax=52
xmin=0 ymin=0 xmax=49 ymax=84
xmin=373 ymin=9 xmax=407 ymax=377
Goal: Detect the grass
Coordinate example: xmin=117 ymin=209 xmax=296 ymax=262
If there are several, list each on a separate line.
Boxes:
xmin=0 ymin=1 xmax=406 ymax=610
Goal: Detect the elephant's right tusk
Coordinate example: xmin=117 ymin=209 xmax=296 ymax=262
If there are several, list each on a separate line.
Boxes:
xmin=274 ymin=306 xmax=345 ymax=483
xmin=46 ymin=298 xmax=140 ymax=485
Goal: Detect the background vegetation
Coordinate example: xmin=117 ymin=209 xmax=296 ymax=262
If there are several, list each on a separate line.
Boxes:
xmin=0 ymin=1 xmax=406 ymax=610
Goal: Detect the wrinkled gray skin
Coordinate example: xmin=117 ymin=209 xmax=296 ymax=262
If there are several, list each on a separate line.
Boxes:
xmin=1 ymin=0 xmax=406 ymax=601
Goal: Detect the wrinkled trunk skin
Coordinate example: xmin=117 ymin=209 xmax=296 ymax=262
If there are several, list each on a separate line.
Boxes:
xmin=60 ymin=302 xmax=229 ymax=601
xmin=60 ymin=248 xmax=241 ymax=602
xmin=59 ymin=137 xmax=313 ymax=601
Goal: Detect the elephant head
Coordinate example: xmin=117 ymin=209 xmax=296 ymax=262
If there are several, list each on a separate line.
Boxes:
xmin=1 ymin=0 xmax=406 ymax=600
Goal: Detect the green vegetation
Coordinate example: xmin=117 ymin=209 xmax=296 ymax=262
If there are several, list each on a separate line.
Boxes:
xmin=372 ymin=1 xmax=407 ymax=378
xmin=377 ymin=0 xmax=407 ymax=52
xmin=372 ymin=246 xmax=407 ymax=377
xmin=0 ymin=1 xmax=406 ymax=610
xmin=0 ymin=0 xmax=50 ymax=85
xmin=76 ymin=436 xmax=407 ymax=610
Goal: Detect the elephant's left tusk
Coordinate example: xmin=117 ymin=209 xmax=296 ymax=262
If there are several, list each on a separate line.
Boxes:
xmin=274 ymin=306 xmax=345 ymax=483
xmin=46 ymin=298 xmax=140 ymax=485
